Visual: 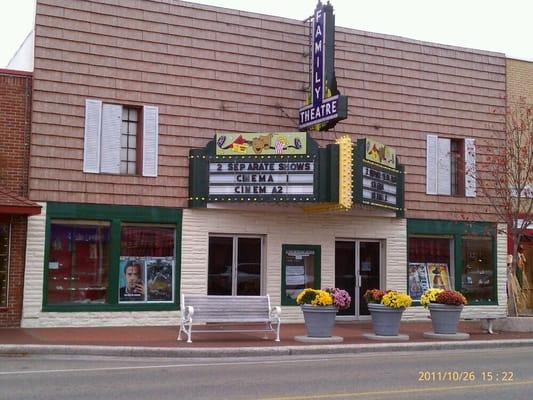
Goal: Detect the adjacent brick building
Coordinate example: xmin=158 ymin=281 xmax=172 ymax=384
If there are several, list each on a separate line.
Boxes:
xmin=20 ymin=0 xmax=509 ymax=327
xmin=0 ymin=69 xmax=40 ymax=327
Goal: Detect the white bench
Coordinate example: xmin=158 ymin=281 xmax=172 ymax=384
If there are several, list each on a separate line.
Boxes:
xmin=177 ymin=294 xmax=281 ymax=343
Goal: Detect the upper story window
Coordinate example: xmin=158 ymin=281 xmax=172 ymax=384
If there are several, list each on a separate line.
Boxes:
xmin=426 ymin=135 xmax=476 ymax=197
xmin=83 ymin=100 xmax=158 ymax=177
xmin=121 ymin=107 xmax=139 ymax=175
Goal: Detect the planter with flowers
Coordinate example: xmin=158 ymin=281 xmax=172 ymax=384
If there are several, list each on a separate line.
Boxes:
xmin=421 ymin=288 xmax=468 ymax=335
xmin=364 ymin=289 xmax=413 ymax=336
xmin=296 ymin=288 xmax=351 ymax=338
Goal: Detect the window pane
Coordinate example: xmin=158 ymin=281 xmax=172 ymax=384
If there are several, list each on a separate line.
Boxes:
xmin=128 ymin=122 xmax=137 ymax=135
xmin=119 ymin=226 xmax=175 ymax=303
xmin=462 ymin=236 xmax=494 ymax=303
xmin=237 ymin=238 xmax=261 ymax=295
xmin=208 ymin=237 xmax=233 ymax=295
xmin=0 ymin=223 xmax=9 ymax=308
xmin=408 ymin=237 xmax=452 ymax=301
xmin=120 ymin=107 xmax=138 ymax=175
xmin=47 ymin=223 xmax=110 ymax=305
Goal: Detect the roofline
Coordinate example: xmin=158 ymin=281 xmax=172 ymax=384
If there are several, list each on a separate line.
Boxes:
xmin=0 ymin=68 xmax=33 ymax=77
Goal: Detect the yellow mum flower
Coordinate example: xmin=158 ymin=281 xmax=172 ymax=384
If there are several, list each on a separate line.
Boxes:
xmin=420 ymin=288 xmax=444 ymax=307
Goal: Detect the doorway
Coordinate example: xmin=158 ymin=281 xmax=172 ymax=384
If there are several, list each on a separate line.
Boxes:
xmin=335 ymin=240 xmax=382 ymax=318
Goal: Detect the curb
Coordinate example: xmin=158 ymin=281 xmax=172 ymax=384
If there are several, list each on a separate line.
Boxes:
xmin=2 ymin=339 xmax=533 ymax=358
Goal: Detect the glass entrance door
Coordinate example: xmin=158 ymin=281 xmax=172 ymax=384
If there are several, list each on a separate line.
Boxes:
xmin=335 ymin=240 xmax=382 ymax=317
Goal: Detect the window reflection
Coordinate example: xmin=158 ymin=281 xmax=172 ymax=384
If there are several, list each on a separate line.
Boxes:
xmin=47 ymin=223 xmax=110 ymax=305
xmin=461 ymin=236 xmax=494 ymax=303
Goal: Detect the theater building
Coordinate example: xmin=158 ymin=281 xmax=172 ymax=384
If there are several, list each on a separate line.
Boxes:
xmin=20 ymin=0 xmax=507 ymax=327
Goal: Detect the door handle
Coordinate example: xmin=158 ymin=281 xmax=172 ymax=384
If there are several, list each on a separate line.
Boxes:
xmin=356 ymin=275 xmax=362 ymax=287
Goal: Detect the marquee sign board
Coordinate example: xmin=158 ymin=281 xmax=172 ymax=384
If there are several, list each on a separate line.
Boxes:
xmin=354 ymin=139 xmax=404 ymax=214
xmin=189 ymin=132 xmax=340 ymax=207
xmin=298 ymin=1 xmax=347 ymax=131
xmin=208 ymin=161 xmax=315 ymax=196
xmin=190 ymin=135 xmax=404 ymax=217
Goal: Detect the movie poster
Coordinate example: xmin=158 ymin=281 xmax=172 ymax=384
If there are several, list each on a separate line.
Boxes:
xmin=427 ymin=263 xmax=451 ymax=290
xmin=119 ymin=257 xmax=146 ymax=302
xmin=146 ymin=257 xmax=174 ymax=302
xmin=408 ymin=263 xmax=430 ymax=301
xmin=119 ymin=257 xmax=174 ymax=303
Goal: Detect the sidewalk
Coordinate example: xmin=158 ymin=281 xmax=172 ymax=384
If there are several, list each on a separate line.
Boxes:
xmin=1 ymin=320 xmax=533 ymax=358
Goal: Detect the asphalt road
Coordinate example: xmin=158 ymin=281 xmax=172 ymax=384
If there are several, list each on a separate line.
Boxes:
xmin=1 ymin=348 xmax=532 ymax=400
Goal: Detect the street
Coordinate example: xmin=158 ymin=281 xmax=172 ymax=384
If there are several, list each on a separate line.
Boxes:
xmin=1 ymin=347 xmax=532 ymax=399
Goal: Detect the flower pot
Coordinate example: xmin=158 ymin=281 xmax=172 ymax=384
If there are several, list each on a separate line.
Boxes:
xmin=368 ymin=303 xmax=405 ymax=336
xmin=428 ymin=303 xmax=463 ymax=334
xmin=301 ymin=304 xmax=337 ymax=337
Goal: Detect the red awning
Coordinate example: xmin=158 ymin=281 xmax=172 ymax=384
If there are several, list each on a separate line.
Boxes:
xmin=0 ymin=187 xmax=41 ymax=216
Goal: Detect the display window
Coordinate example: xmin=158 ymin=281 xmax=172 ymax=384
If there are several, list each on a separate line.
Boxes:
xmin=46 ymin=222 xmax=110 ymax=305
xmin=408 ymin=237 xmax=453 ymax=301
xmin=281 ymin=244 xmax=321 ymax=305
xmin=0 ymin=223 xmax=10 ymax=308
xmin=461 ymin=236 xmax=494 ymax=303
xmin=119 ymin=225 xmax=175 ymax=303
xmin=43 ymin=203 xmax=181 ymax=311
xmin=208 ymin=236 xmax=262 ymax=296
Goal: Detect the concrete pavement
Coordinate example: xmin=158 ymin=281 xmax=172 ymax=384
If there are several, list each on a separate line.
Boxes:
xmin=1 ymin=320 xmax=533 ymax=358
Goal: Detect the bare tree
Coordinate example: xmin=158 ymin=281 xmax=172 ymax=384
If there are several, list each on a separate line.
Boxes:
xmin=476 ymin=99 xmax=533 ymax=315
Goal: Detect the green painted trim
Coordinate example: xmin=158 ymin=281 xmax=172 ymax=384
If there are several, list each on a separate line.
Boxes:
xmin=189 ymin=148 xmax=208 ymax=208
xmin=396 ymin=165 xmax=405 ymax=218
xmin=281 ymin=244 xmax=321 ymax=306
xmin=42 ymin=203 xmax=182 ymax=312
xmin=107 ymin=219 xmax=121 ymax=304
xmin=407 ymin=219 xmax=495 ymax=236
xmin=328 ymin=144 xmax=339 ymax=203
xmin=407 ymin=218 xmax=498 ymax=305
xmin=317 ymin=148 xmax=330 ymax=202
xmin=353 ymin=139 xmax=365 ymax=205
xmin=46 ymin=202 xmax=181 ymax=222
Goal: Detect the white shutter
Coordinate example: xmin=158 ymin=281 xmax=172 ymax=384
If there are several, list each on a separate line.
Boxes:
xmin=83 ymin=99 xmax=102 ymax=173
xmin=142 ymin=105 xmax=159 ymax=177
xmin=437 ymin=137 xmax=451 ymax=195
xmin=426 ymin=135 xmax=438 ymax=194
xmin=465 ymin=138 xmax=476 ymax=197
xmin=100 ymin=104 xmax=122 ymax=174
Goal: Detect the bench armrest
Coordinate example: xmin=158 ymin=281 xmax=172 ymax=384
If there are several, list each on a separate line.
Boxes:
xmin=183 ymin=305 xmax=194 ymax=320
xmin=270 ymin=306 xmax=281 ymax=320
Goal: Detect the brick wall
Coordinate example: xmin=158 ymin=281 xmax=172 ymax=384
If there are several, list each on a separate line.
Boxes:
xmin=0 ymin=70 xmax=32 ymax=196
xmin=0 ymin=70 xmax=32 ymax=327
xmin=507 ymin=58 xmax=533 ymax=104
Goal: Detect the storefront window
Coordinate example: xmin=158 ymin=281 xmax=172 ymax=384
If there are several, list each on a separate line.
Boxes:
xmin=208 ymin=236 xmax=262 ymax=296
xmin=461 ymin=236 xmax=494 ymax=303
xmin=282 ymin=245 xmax=320 ymax=305
xmin=119 ymin=225 xmax=175 ymax=303
xmin=47 ymin=222 xmax=110 ymax=305
xmin=408 ymin=237 xmax=453 ymax=301
xmin=0 ymin=223 xmax=10 ymax=308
